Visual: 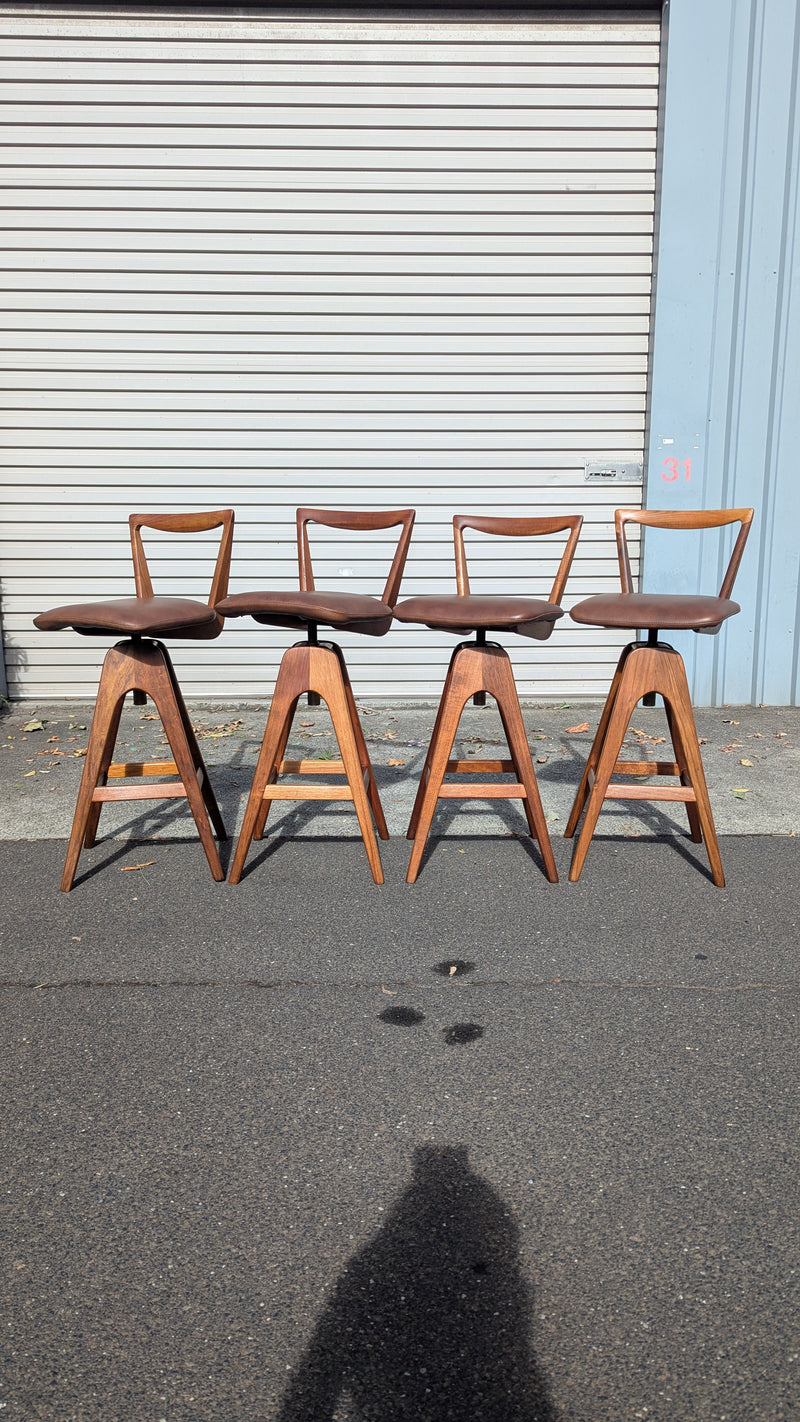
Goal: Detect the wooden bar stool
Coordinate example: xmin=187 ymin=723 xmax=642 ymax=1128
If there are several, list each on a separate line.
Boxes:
xmin=393 ymin=514 xmax=583 ymax=884
xmin=33 ymin=510 xmax=235 ymax=891
xmin=217 ymin=508 xmax=415 ymax=886
xmin=565 ymin=507 xmax=754 ymax=886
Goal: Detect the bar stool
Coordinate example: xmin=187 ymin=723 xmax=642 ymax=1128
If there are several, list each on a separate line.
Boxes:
xmin=217 ymin=508 xmax=415 ymax=886
xmin=565 ymin=507 xmax=754 ymax=886
xmin=33 ymin=510 xmax=235 ymax=891
xmin=394 ymin=514 xmax=583 ymax=884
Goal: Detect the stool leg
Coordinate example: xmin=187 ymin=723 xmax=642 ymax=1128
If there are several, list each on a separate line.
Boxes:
xmin=81 ymin=693 xmax=126 ymax=850
xmin=150 ymin=657 xmax=226 ymax=881
xmin=318 ymin=646 xmax=384 ymax=884
xmin=339 ymin=648 xmax=389 ymax=841
xmin=663 ymin=698 xmax=703 ymax=843
xmin=406 ymin=641 xmax=556 ymax=884
xmin=162 ymin=645 xmax=227 ymax=843
xmin=252 ymin=644 xmax=387 ymax=845
xmin=253 ymin=713 xmax=295 ymax=841
xmin=568 ymin=642 xmax=725 ymax=887
xmin=406 ymin=646 xmax=459 ymax=842
xmin=61 ymin=640 xmax=224 ymax=892
xmin=565 ymin=642 xmax=634 ymax=839
xmin=229 ymin=656 xmax=302 ymax=884
xmin=62 ymin=646 xmax=132 ymax=891
xmin=406 ymin=650 xmax=471 ymax=884
xmin=568 ymin=644 xmax=657 ymax=883
xmin=229 ymin=643 xmax=385 ymax=886
xmin=659 ymin=650 xmax=725 ymax=886
xmin=483 ymin=648 xmax=557 ymax=883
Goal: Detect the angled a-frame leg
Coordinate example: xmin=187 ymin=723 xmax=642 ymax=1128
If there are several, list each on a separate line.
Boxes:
xmin=229 ymin=640 xmax=387 ymax=886
xmin=566 ymin=639 xmax=724 ymax=886
xmin=406 ymin=639 xmax=557 ymax=884
xmin=61 ymin=638 xmax=226 ymax=892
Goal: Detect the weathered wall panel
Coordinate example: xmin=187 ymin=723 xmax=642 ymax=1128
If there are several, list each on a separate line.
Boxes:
xmin=644 ymin=0 xmax=800 ymax=705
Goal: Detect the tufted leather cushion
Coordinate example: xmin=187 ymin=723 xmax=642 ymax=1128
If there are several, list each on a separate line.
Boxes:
xmin=216 ymin=589 xmax=394 ymax=638
xmin=34 ymin=596 xmax=218 ymax=637
xmin=569 ymin=592 xmax=740 ymax=632
xmin=394 ymin=593 xmax=563 ymax=639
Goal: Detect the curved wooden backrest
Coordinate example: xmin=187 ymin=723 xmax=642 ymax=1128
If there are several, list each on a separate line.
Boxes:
xmin=296 ymin=507 xmax=416 ymax=607
xmin=129 ymin=509 xmax=235 ymax=638
xmin=452 ymin=513 xmax=584 ymax=604
xmin=614 ymin=507 xmax=754 ymax=598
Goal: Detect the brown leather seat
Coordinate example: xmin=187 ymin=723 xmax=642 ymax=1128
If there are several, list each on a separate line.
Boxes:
xmin=570 ymin=591 xmax=739 ymax=632
xmin=565 ymin=507 xmax=754 ymax=887
xmin=218 ymin=508 xmax=415 ymax=887
xmin=34 ymin=511 xmax=234 ymax=891
xmin=217 ymin=588 xmax=393 ymax=638
xmin=394 ymin=513 xmax=583 ymax=884
xmin=394 ymin=592 xmax=562 ymax=638
xmin=35 ymin=595 xmax=218 ymax=639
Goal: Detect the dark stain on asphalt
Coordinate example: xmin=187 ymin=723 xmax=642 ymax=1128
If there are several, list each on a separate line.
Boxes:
xmin=379 ymin=1005 xmax=425 ymax=1027
xmin=433 ymin=959 xmax=476 ymax=977
xmin=443 ymin=1023 xmax=484 ymax=1045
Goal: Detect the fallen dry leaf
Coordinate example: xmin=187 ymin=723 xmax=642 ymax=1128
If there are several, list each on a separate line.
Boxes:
xmin=565 ymin=722 xmax=590 ymax=734
xmin=739 ymin=758 xmax=753 ymax=766
xmin=24 ymin=770 xmax=35 ymax=777
xmin=388 ymin=758 xmax=405 ymax=767
xmin=537 ymin=756 xmax=548 ymax=763
xmin=449 ymin=965 xmax=458 ymax=976
xmin=193 ymin=719 xmax=243 ymax=740
xmin=22 ymin=720 xmax=44 ymax=733
xmin=73 ymin=749 xmax=87 ymax=757
xmin=732 ymin=788 xmax=749 ymax=796
xmin=381 ymin=986 xmax=398 ymax=996
xmin=299 ymin=721 xmax=314 ymax=727
xmin=120 ymin=861 xmax=155 ymax=872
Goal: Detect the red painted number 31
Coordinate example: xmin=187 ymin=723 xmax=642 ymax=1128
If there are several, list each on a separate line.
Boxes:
xmin=662 ymin=457 xmax=692 ymax=482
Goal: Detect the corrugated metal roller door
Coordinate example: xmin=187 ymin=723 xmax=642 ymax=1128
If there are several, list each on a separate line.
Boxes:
xmin=0 ymin=8 xmax=659 ymax=701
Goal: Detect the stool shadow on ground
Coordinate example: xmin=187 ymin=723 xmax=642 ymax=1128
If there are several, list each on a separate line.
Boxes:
xmin=553 ymin=742 xmax=721 ymax=882
xmin=275 ymin=1143 xmax=556 ymax=1422
xmin=58 ymin=743 xmax=255 ymax=885
xmin=412 ymin=830 xmax=554 ymax=882
xmin=226 ymin=758 xmax=411 ymax=876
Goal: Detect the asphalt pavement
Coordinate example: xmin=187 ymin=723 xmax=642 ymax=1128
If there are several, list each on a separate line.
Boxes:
xmin=1 ymin=698 xmax=799 ymax=1421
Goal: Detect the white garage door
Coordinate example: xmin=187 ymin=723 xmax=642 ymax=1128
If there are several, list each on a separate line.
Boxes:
xmin=0 ymin=7 xmax=660 ymax=701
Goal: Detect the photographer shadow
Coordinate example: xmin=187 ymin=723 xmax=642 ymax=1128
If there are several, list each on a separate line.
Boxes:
xmin=276 ymin=1143 xmax=557 ymax=1422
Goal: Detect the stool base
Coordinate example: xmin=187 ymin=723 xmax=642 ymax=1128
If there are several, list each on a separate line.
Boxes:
xmin=406 ymin=639 xmax=558 ymax=884
xmin=229 ymin=639 xmax=388 ymax=885
xmin=61 ymin=638 xmax=227 ymax=892
xmin=565 ymin=638 xmax=724 ymax=886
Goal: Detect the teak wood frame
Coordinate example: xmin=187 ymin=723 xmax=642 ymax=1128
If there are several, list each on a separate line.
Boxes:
xmin=406 ymin=514 xmax=583 ymax=885
xmin=229 ymin=508 xmax=416 ymax=887
xmin=565 ymin=507 xmax=754 ymax=887
xmin=60 ymin=510 xmax=234 ymax=892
